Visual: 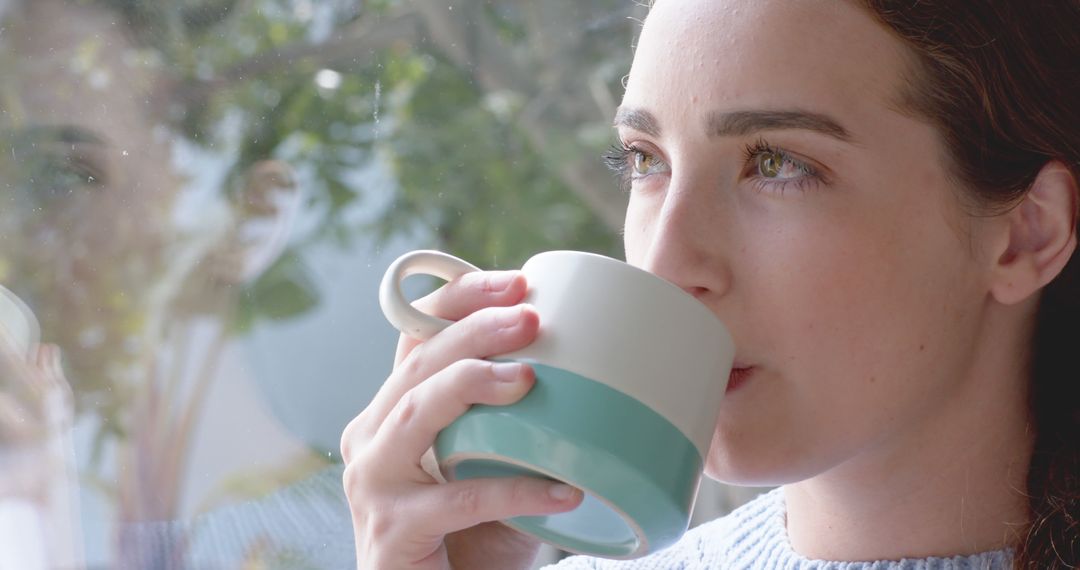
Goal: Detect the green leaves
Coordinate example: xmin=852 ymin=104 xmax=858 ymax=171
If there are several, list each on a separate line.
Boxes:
xmin=232 ymin=250 xmax=320 ymax=334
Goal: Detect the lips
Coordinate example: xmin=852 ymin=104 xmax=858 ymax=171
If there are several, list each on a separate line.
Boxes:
xmin=726 ymin=364 xmax=754 ymax=393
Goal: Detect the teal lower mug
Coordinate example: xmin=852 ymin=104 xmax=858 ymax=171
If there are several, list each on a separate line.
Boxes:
xmin=435 ymin=361 xmax=704 ymax=559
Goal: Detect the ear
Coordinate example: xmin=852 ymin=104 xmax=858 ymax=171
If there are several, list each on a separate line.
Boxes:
xmin=990 ymin=161 xmax=1079 ymax=305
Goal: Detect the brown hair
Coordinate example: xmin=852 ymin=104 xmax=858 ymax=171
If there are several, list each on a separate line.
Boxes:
xmin=860 ymin=1 xmax=1080 ymax=568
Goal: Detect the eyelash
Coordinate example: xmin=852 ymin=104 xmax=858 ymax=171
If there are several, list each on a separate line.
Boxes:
xmin=602 ymin=138 xmax=824 ymax=195
xmin=602 ymin=143 xmax=645 ymax=192
xmin=741 ymin=138 xmax=824 ymax=194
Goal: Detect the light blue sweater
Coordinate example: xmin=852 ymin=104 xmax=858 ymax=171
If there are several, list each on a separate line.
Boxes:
xmin=119 ymin=468 xmax=1012 ymax=569
xmin=546 ymin=488 xmax=1013 ymax=570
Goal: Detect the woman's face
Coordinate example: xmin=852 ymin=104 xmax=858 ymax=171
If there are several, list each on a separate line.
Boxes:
xmin=619 ymin=0 xmax=998 ymax=484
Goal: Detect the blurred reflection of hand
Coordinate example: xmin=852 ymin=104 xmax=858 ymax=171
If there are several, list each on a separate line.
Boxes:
xmin=0 ymin=333 xmax=72 ymax=456
xmin=205 ymin=159 xmax=302 ymax=287
xmin=0 ymin=327 xmax=83 ymax=570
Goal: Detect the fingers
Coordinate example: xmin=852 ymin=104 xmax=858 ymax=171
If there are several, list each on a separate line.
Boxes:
xmin=39 ymin=344 xmax=65 ymax=382
xmin=349 ymin=473 xmax=582 ymax=551
xmin=394 ymin=270 xmax=527 ymax=365
xmin=361 ymin=304 xmax=540 ymax=441
xmin=372 ymin=359 xmax=535 ymax=464
xmin=0 ymin=327 xmax=41 ymax=406
xmin=33 ymin=344 xmax=69 ymax=391
xmin=32 ymin=344 xmax=74 ymax=427
xmin=409 ymin=477 xmax=583 ymax=539
xmin=414 ymin=270 xmax=527 ymax=321
xmin=341 ymin=268 xmax=562 ymax=567
xmin=0 ymin=393 xmax=40 ymax=443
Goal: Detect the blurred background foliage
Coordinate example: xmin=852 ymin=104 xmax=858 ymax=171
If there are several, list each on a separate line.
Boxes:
xmin=5 ymin=0 xmax=641 ymax=425
xmin=0 ymin=0 xmax=642 ymax=514
xmin=169 ymin=0 xmax=636 ymax=265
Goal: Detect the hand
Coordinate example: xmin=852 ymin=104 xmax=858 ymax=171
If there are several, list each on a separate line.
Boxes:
xmin=0 ymin=329 xmax=83 ymax=569
xmin=341 ymin=270 xmax=583 ymax=570
xmin=0 ymin=327 xmax=71 ymax=453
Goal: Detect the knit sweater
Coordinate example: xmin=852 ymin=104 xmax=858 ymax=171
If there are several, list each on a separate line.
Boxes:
xmin=118 ymin=468 xmax=1013 ymax=569
xmin=545 ymin=488 xmax=1013 ymax=570
xmin=117 ymin=465 xmax=357 ymax=569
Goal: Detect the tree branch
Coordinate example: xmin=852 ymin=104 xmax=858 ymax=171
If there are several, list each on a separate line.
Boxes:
xmin=173 ymin=11 xmax=423 ymax=106
xmin=171 ymin=1 xmax=630 ymax=231
xmin=400 ymin=0 xmax=629 ymax=230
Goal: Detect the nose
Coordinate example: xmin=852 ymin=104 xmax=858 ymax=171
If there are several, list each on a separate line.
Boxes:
xmin=635 ymin=173 xmax=734 ymax=302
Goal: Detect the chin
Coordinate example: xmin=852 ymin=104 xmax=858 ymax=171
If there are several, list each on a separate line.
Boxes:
xmin=703 ymin=442 xmax=825 ymax=487
xmin=704 ymin=464 xmax=797 ymax=488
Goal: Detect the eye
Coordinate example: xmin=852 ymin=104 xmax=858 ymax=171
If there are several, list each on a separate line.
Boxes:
xmin=8 ymin=126 xmax=110 ymax=202
xmin=633 ymin=149 xmax=661 ymax=176
xmin=602 ymin=142 xmax=669 ymax=190
xmin=755 ymin=148 xmax=805 ymax=180
xmin=38 ymin=151 xmax=108 ymax=192
xmin=742 ymin=138 xmax=825 ymax=194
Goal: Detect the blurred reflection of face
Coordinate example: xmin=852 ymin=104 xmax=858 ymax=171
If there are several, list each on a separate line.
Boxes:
xmin=617 ymin=0 xmax=997 ymax=484
xmin=1 ymin=0 xmax=182 ymax=376
xmin=7 ymin=0 xmax=178 ymax=261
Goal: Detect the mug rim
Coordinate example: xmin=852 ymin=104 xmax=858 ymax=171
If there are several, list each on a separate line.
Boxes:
xmin=524 ymin=250 xmax=725 ymax=328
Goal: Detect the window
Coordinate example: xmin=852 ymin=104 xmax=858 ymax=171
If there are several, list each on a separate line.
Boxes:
xmin=0 ymin=2 xmax=746 ymax=568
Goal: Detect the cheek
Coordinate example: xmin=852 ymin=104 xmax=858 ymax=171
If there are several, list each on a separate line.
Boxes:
xmin=706 ymin=220 xmax=983 ymax=485
xmin=745 ymin=199 xmax=975 ymax=351
xmin=623 ymin=195 xmax=658 ymax=265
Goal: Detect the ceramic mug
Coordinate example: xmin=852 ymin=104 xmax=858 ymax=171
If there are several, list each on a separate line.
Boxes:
xmin=0 ymin=285 xmax=39 ymax=358
xmin=379 ymin=250 xmax=734 ymax=559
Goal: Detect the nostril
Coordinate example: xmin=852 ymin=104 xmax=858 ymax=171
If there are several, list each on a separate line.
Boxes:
xmin=683 ymin=286 xmax=709 ymax=299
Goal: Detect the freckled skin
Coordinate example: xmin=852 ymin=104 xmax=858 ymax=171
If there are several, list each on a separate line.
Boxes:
xmin=618 ymin=0 xmax=1038 ymax=561
xmin=621 ymin=0 xmax=992 ymax=485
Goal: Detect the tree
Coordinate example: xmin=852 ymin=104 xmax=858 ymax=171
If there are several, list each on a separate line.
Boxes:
xmin=1 ymin=0 xmax=639 ymax=539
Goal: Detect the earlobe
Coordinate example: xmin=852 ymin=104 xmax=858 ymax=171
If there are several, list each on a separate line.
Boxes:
xmin=990 ymin=161 xmax=1079 ymax=306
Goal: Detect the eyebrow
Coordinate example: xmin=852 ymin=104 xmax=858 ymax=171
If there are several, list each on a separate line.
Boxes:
xmin=613 ymin=106 xmax=853 ymax=143
xmin=613 ymin=106 xmax=662 ymax=137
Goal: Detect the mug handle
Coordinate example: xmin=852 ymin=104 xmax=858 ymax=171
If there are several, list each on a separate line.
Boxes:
xmin=379 ymin=250 xmax=481 ymax=340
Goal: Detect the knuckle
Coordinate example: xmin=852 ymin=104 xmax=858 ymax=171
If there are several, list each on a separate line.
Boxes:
xmin=446 ymin=357 xmax=483 ymax=377
xmin=352 ymin=500 xmax=400 ymax=565
xmin=446 ymin=359 xmax=490 ymax=392
xmin=341 ymin=462 xmax=367 ymax=503
xmin=342 ymin=446 xmax=381 ymax=495
xmin=340 ymin=408 xmax=378 ymax=463
xmin=339 ymin=430 xmax=354 ymax=465
xmin=450 ymin=484 xmax=483 ymax=518
xmin=364 ymin=500 xmax=397 ymax=543
xmin=509 ymin=478 xmax=533 ymax=506
xmin=463 ymin=306 xmax=498 ymax=334
xmin=390 ymin=389 xmax=421 ymax=428
xmin=395 ymin=346 xmax=425 ymax=380
xmin=479 ymin=272 xmax=499 ymax=293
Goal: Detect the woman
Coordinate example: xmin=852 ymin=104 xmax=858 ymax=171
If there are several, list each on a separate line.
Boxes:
xmin=341 ymin=0 xmax=1080 ymax=568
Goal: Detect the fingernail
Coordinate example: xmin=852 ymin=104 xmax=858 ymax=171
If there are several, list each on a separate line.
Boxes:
xmin=492 ymin=362 xmax=525 ymax=383
xmin=548 ymin=484 xmax=578 ymax=502
xmin=486 ymin=271 xmax=518 ymax=293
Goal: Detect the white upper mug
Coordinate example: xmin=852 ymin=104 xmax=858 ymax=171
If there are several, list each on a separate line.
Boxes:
xmin=0 ymin=284 xmax=39 ymax=358
xmin=379 ymin=249 xmax=735 ymax=559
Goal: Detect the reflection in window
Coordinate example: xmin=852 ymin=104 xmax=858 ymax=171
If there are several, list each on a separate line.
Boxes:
xmin=0 ymin=0 xmax=668 ymax=567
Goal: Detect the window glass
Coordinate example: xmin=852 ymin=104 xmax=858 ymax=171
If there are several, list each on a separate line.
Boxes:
xmin=0 ymin=1 xmax=747 ymax=567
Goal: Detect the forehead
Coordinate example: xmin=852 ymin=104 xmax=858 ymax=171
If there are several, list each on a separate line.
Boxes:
xmin=10 ymin=1 xmax=153 ymax=127
xmin=624 ymin=0 xmax=911 ymax=135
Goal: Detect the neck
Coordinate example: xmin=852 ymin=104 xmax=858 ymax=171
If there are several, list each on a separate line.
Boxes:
xmin=784 ymin=303 xmax=1034 ymax=562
